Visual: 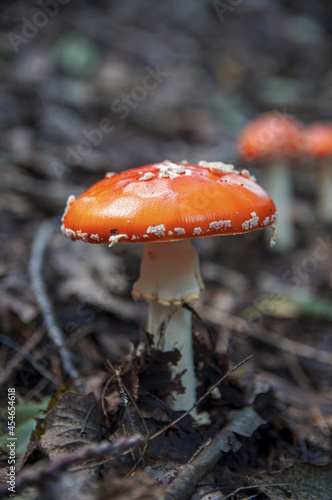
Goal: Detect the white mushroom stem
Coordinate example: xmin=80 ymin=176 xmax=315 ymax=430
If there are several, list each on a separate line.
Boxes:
xmin=147 ymin=303 xmax=194 ymax=411
xmin=263 ymin=159 xmax=295 ymax=252
xmin=132 ymin=239 xmax=204 ymax=412
xmin=317 ymin=158 xmax=332 ymax=223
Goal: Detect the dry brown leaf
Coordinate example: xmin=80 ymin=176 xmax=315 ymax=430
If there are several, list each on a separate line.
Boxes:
xmin=254 ymin=462 xmax=332 ymax=500
xmin=39 ymin=391 xmax=102 ymax=474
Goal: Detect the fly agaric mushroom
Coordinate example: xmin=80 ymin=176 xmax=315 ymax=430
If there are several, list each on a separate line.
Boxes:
xmin=237 ymin=112 xmax=302 ymax=252
xmin=61 ymin=160 xmax=277 ymax=412
xmin=302 ymin=123 xmax=332 ymax=223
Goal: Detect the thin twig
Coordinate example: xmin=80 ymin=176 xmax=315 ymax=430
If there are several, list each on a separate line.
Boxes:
xmin=182 ymin=303 xmax=215 ymax=343
xmin=197 ymin=484 xmax=262 ymax=500
xmin=149 ymin=355 xmax=252 ymax=442
xmin=0 ymin=334 xmax=56 ymax=386
xmin=0 ymin=434 xmax=144 ymax=499
xmin=0 ymin=327 xmax=45 ymax=386
xmin=101 ymin=374 xmax=115 ymax=416
xmin=81 ymin=398 xmax=101 ymax=435
xmin=197 ymin=482 xmax=288 ymax=500
xmin=29 ymin=216 xmax=79 ymax=380
xmin=107 ymin=361 xmax=150 ymax=473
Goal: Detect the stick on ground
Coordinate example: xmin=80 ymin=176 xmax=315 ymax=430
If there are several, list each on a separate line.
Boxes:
xmin=29 ymin=216 xmax=79 ymax=381
xmin=162 ymin=406 xmax=265 ymax=500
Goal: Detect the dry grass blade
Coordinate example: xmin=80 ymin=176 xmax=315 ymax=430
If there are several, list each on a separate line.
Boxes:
xmin=0 ymin=333 xmax=56 ymax=385
xmin=0 ymin=327 xmax=46 ymax=386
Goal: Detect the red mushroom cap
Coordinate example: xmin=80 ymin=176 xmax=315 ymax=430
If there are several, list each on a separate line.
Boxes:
xmin=302 ymin=123 xmax=332 ymax=158
xmin=61 ymin=160 xmax=277 ymax=245
xmin=237 ymin=112 xmax=303 ymax=161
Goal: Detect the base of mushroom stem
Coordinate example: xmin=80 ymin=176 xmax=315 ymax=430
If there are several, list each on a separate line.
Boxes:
xmin=147 ymin=303 xmax=196 ymax=413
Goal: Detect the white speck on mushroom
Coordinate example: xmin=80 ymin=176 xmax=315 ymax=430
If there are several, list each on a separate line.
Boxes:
xmin=209 ymin=220 xmax=232 ymax=231
xmin=147 ymin=224 xmax=166 ymax=237
xmin=155 ymin=160 xmax=191 ymax=179
xmin=143 ymin=234 xmax=149 ymax=238
xmin=61 ymin=194 xmax=76 ymax=222
xmin=176 ymin=164 xmax=186 ymax=174
xmin=271 ymin=213 xmax=277 ymax=222
xmin=193 ymin=227 xmax=203 ymax=235
xmin=132 ymin=235 xmax=137 ymax=240
xmin=90 ymin=234 xmax=100 ymax=241
xmin=105 ymin=172 xmax=116 ymax=178
xmin=262 ymin=216 xmax=270 ymax=226
xmin=168 ymin=230 xmax=174 ymax=236
xmin=180 ymin=159 xmax=189 ymax=164
xmin=198 ymin=161 xmax=239 ymax=175
xmin=240 ymin=169 xmax=257 ymax=182
xmin=63 ymin=227 xmax=77 ymax=241
xmin=174 ymin=227 xmax=186 ymax=235
xmin=159 ymin=168 xmax=170 ymax=178
xmin=108 ymin=234 xmax=129 ymax=246
xmin=163 ymin=159 xmax=180 ymax=167
xmin=242 ymin=212 xmax=259 ymax=231
xmin=81 ymin=232 xmax=89 ymax=242
xmin=139 ymin=172 xmax=155 ymax=181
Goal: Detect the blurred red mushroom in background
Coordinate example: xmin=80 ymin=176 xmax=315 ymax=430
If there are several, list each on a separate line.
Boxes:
xmin=237 ymin=112 xmax=303 ymax=252
xmin=61 ymin=160 xmax=277 ymax=412
xmin=302 ymin=123 xmax=332 ymax=223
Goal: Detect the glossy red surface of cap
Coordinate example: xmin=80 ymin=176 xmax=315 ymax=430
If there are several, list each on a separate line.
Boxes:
xmin=61 ymin=161 xmax=277 ymax=244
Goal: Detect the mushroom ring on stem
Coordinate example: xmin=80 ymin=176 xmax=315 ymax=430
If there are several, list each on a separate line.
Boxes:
xmin=61 ymin=160 xmax=277 ymax=412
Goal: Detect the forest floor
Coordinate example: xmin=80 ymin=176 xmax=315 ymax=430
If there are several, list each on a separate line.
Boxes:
xmin=0 ymin=1 xmax=332 ymax=499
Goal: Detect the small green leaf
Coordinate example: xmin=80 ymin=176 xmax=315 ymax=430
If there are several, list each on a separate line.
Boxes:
xmin=0 ymin=397 xmax=51 ymax=459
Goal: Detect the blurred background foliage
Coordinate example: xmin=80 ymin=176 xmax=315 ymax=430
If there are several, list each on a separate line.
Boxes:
xmin=1 ymin=1 xmax=332 ymax=492
xmin=1 ymin=0 xmax=332 ymax=174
